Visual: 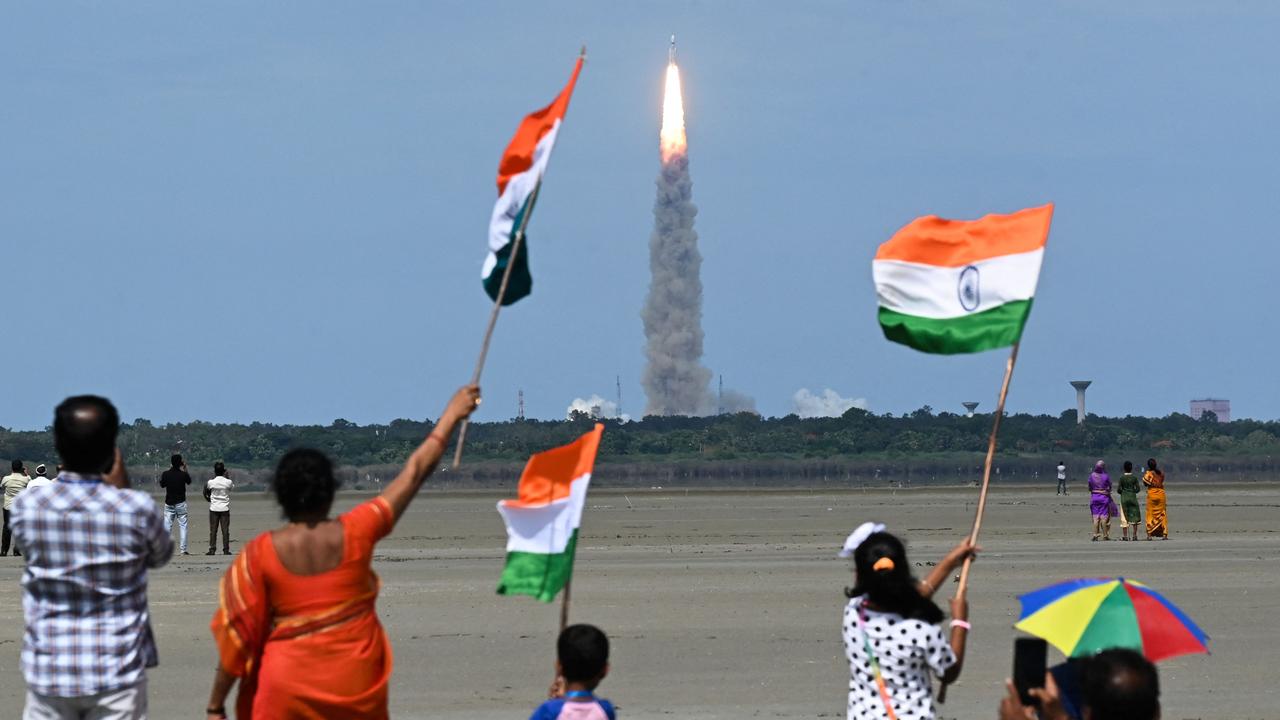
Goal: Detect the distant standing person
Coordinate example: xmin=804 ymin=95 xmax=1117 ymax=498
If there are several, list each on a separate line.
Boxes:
xmin=26 ymin=464 xmax=55 ymax=491
xmin=1143 ymin=458 xmax=1169 ymax=540
xmin=1088 ymin=461 xmax=1116 ymax=541
xmin=205 ymin=462 xmax=233 ymax=556
xmin=1116 ymin=461 xmax=1143 ymax=541
xmin=3 ymin=460 xmax=31 ymax=556
xmin=1056 ymin=461 xmax=1068 ymax=495
xmin=160 ymin=454 xmax=192 ymax=555
xmin=12 ymin=395 xmax=173 ymax=718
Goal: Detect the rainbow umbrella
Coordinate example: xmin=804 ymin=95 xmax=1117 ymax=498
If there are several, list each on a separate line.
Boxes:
xmin=1015 ymin=577 xmax=1209 ymax=662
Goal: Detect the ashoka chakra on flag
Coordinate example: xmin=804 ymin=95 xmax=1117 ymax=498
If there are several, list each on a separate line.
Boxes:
xmin=873 ymin=204 xmax=1054 ymax=355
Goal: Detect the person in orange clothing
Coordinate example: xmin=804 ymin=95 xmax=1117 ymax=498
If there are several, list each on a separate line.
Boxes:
xmin=1142 ymin=457 xmax=1169 ymax=540
xmin=205 ymin=385 xmax=481 ymax=720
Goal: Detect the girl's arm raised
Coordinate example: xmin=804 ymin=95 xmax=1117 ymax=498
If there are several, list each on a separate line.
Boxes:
xmin=919 ymin=538 xmax=979 ymax=598
xmin=380 ymin=385 xmax=481 ymax=525
xmin=941 ymin=595 xmax=968 ymax=684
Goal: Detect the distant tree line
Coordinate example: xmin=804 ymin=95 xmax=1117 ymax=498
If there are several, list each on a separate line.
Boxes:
xmin=4 ymin=407 xmax=1279 ymax=477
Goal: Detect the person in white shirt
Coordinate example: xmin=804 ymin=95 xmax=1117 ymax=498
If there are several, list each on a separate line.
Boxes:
xmin=204 ymin=462 xmax=234 ymax=556
xmin=25 ymin=464 xmax=55 ymax=491
xmin=1056 ymin=461 xmax=1068 ymax=496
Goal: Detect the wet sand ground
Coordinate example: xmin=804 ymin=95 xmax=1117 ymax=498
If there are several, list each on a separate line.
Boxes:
xmin=1 ymin=483 xmax=1276 ymax=719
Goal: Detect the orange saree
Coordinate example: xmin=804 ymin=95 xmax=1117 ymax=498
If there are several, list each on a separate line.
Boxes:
xmin=211 ymin=498 xmax=396 ymax=719
xmin=1143 ymin=470 xmax=1168 ymax=538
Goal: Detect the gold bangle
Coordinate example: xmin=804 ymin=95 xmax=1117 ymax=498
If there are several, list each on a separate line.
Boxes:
xmin=427 ymin=432 xmax=448 ymax=446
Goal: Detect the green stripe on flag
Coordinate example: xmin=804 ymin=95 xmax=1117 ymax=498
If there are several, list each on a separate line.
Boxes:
xmin=496 ymin=530 xmax=578 ymax=603
xmin=878 ymin=300 xmax=1033 ymax=355
xmin=484 ymin=196 xmax=534 ymax=306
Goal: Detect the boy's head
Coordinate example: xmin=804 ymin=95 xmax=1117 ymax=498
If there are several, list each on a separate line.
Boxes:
xmin=556 ymin=624 xmax=610 ymax=688
xmin=1123 ymin=461 xmax=1133 ymax=473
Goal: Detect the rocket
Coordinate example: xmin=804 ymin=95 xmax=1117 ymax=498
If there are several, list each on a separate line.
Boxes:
xmin=669 ymin=34 xmax=676 ymax=64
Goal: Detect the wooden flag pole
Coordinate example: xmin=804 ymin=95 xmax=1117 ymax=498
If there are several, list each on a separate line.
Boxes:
xmin=559 ymin=577 xmax=572 ymax=632
xmin=955 ymin=341 xmax=1020 ymax=600
xmin=452 ymin=180 xmax=544 ymax=469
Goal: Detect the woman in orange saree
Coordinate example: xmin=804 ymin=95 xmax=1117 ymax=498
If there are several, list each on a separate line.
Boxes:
xmin=1143 ymin=457 xmax=1169 ymax=540
xmin=205 ymin=385 xmax=480 ymax=719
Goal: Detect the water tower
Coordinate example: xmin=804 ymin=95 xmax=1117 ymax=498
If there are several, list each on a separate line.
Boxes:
xmin=1070 ymin=381 xmax=1092 ymax=425
xmin=961 ymin=402 xmax=980 ymax=418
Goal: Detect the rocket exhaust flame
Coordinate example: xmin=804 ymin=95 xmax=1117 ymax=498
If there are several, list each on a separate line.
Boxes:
xmin=660 ymin=61 xmax=686 ymax=163
xmin=642 ymin=41 xmax=757 ymax=417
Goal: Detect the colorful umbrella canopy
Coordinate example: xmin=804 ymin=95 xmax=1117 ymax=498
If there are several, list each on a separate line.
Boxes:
xmin=1015 ymin=577 xmax=1209 ymax=662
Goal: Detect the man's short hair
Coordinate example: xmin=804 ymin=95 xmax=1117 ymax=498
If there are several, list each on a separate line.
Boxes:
xmin=53 ymin=396 xmax=120 ymax=474
xmin=171 ymin=454 xmax=184 ymax=468
xmin=557 ymin=624 xmax=609 ymax=684
xmin=1083 ymin=648 xmax=1160 ymax=720
xmin=10 ymin=459 xmax=22 ymax=473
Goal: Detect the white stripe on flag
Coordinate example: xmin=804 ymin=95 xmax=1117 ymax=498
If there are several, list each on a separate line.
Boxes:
xmin=873 ymin=248 xmax=1043 ymax=320
xmin=482 ymin=120 xmax=562 ymax=280
xmin=497 ymin=473 xmax=589 ymax=555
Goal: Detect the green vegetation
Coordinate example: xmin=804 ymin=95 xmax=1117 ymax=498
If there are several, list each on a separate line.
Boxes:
xmin=3 ymin=407 xmax=1279 ymax=472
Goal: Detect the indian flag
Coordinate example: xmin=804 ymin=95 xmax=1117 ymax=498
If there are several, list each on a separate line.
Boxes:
xmin=873 ymin=204 xmax=1054 ymax=354
xmin=482 ymin=55 xmax=584 ymax=305
xmin=496 ymin=423 xmax=603 ymax=602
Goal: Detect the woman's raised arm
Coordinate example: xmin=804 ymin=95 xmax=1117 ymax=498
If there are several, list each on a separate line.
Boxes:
xmin=380 ymin=385 xmax=481 ymax=524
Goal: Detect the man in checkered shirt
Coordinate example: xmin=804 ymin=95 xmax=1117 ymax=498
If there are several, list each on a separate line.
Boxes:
xmin=11 ymin=395 xmax=173 ymax=719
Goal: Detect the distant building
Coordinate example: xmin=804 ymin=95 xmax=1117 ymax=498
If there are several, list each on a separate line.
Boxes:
xmin=1190 ymin=398 xmax=1230 ymax=422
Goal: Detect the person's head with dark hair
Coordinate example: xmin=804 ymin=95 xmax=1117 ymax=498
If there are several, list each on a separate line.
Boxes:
xmin=845 ymin=531 xmax=944 ymax=623
xmin=272 ymin=449 xmax=339 ymax=522
xmin=53 ymin=395 xmax=120 ymax=474
xmin=1123 ymin=461 xmax=1133 ymax=473
xmin=213 ymin=461 xmax=227 ymax=477
xmin=171 ymin=454 xmax=184 ymax=469
xmin=556 ymin=624 xmax=610 ymax=689
xmin=1146 ymin=458 xmax=1159 ymax=472
xmin=1082 ymin=648 xmax=1160 ymax=720
xmin=10 ymin=460 xmax=22 ymax=473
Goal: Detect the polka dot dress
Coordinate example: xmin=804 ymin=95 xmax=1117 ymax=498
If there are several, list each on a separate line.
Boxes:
xmin=842 ymin=596 xmax=956 ymax=720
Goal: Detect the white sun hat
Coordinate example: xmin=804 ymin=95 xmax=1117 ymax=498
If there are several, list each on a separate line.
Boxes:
xmin=838 ymin=521 xmax=886 ymax=558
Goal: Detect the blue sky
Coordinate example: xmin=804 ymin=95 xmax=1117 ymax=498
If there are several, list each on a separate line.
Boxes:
xmin=2 ymin=2 xmax=1277 ymax=429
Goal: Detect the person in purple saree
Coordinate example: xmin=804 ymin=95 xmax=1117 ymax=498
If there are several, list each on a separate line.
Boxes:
xmin=1088 ymin=461 xmax=1117 ymax=541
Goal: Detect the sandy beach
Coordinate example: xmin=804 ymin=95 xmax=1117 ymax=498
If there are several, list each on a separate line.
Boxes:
xmin=0 ymin=482 xmax=1274 ymax=719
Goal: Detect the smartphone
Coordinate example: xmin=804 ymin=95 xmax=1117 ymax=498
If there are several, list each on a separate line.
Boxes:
xmin=1013 ymin=637 xmax=1048 ymax=706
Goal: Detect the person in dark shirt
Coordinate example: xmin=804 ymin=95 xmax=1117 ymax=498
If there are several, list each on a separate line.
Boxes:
xmin=159 ymin=454 xmax=192 ymax=555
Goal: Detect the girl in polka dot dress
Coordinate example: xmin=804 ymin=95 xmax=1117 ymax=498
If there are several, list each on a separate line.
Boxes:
xmin=839 ymin=524 xmax=977 ymax=720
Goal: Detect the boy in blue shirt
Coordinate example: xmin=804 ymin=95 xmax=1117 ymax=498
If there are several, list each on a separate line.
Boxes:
xmin=530 ymin=624 xmax=616 ymax=720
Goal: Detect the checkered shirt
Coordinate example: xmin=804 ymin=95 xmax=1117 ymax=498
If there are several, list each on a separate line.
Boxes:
xmin=11 ymin=472 xmax=173 ymax=697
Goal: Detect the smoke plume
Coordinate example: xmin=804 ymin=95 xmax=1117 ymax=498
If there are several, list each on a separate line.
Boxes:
xmin=566 ymin=394 xmax=630 ymax=422
xmin=641 ymin=149 xmax=715 ymax=416
xmin=719 ymin=388 xmax=758 ymax=415
xmin=641 ymin=55 xmax=754 ymax=417
xmin=793 ymin=388 xmax=869 ymax=418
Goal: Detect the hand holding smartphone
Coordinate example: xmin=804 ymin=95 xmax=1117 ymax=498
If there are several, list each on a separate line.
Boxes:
xmin=1013 ymin=637 xmax=1047 ymax=706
